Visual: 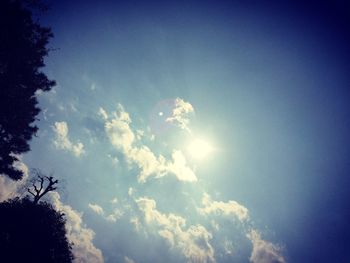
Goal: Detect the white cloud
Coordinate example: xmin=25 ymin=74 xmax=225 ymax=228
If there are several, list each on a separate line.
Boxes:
xmin=102 ymin=105 xmax=197 ymax=183
xmin=90 ymin=83 xmax=97 ymax=91
xmin=0 ymin=159 xmax=29 ymax=202
xmin=136 ymin=197 xmax=215 ymax=263
xmin=105 ymin=108 xmax=134 ymax=152
xmin=136 ymin=129 xmax=144 ymax=140
xmin=88 ymin=202 xmax=123 ymax=223
xmin=124 ymin=256 xmax=135 ymax=263
xmin=111 ymin=198 xmax=118 ymax=204
xmin=166 ymin=98 xmax=194 ymax=132
xmin=130 ymin=216 xmax=141 ymax=232
xmin=197 ymin=194 xmax=285 ymax=262
xmin=49 ymin=192 xmax=104 ymax=263
xmin=107 ymin=154 xmax=119 ymax=166
xmin=197 ymin=193 xmax=249 ymax=222
xmin=127 ymin=146 xmax=166 ymax=182
xmin=247 ymin=230 xmax=285 ymax=263
xmin=167 ymin=150 xmax=197 ymax=182
xmin=105 ymin=209 xmax=123 ymax=223
xmin=98 ymin=107 xmax=108 ymax=120
xmin=88 ymin=203 xmax=104 ymax=215
xmin=223 ymin=239 xmax=234 ymax=255
xmin=52 ymin=121 xmax=85 ymax=157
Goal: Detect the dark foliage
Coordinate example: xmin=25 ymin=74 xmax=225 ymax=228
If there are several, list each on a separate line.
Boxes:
xmin=0 ymin=0 xmax=55 ymax=180
xmin=0 ymin=198 xmax=73 ymax=262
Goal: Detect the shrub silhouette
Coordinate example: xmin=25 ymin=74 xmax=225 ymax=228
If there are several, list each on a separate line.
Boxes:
xmin=0 ymin=198 xmax=73 ymax=262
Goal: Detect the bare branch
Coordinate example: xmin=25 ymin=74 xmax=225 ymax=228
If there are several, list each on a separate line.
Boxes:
xmin=33 ymin=183 xmax=40 ymax=194
xmin=39 ymin=175 xmax=44 ymax=190
xmin=27 ymin=188 xmax=36 ymax=197
xmin=27 ymin=170 xmax=60 ymax=204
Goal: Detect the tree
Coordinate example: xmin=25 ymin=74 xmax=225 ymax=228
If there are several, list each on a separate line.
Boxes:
xmin=27 ymin=169 xmax=59 ymax=204
xmin=0 ymin=0 xmax=55 ymax=180
xmin=0 ymin=198 xmax=74 ymax=262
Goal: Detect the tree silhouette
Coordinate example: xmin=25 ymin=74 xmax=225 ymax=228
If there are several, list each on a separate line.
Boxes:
xmin=0 ymin=198 xmax=74 ymax=262
xmin=0 ymin=0 xmax=55 ymax=180
xmin=27 ymin=170 xmax=59 ymax=204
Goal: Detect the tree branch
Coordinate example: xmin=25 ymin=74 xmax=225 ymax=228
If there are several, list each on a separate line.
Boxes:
xmin=27 ymin=172 xmax=59 ymax=204
xmin=27 ymin=188 xmax=36 ymax=197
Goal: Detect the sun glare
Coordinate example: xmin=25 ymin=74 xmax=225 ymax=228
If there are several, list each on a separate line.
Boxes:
xmin=188 ymin=139 xmax=213 ymax=159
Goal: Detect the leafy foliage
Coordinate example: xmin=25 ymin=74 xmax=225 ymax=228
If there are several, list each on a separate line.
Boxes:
xmin=0 ymin=198 xmax=73 ymax=262
xmin=0 ymin=0 xmax=55 ymax=180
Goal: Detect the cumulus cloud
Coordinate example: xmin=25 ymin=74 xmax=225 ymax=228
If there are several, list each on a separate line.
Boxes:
xmin=49 ymin=192 xmax=104 ymax=263
xmin=167 ymin=150 xmax=197 ymax=182
xmin=88 ymin=203 xmax=104 ymax=215
xmin=197 ymin=194 xmax=286 ymax=262
xmin=88 ymin=202 xmax=123 ymax=223
xmin=0 ymin=159 xmax=29 ymax=202
xmin=197 ymin=193 xmax=249 ymax=222
xmin=97 ymin=102 xmax=285 ymax=262
xmin=52 ymin=121 xmax=85 ymax=157
xmin=127 ymin=146 xmax=166 ymax=182
xmin=102 ymin=105 xmax=197 ymax=183
xmin=166 ymin=98 xmax=194 ymax=132
xmin=247 ymin=229 xmax=285 ymax=263
xmin=104 ymin=106 xmax=134 ymax=152
xmin=136 ymin=197 xmax=215 ymax=263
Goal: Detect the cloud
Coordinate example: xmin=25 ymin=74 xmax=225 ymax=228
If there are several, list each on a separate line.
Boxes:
xmin=127 ymin=146 xmax=166 ymax=182
xmin=167 ymin=150 xmax=197 ymax=182
xmin=110 ymin=197 xmax=118 ymax=204
xmin=136 ymin=197 xmax=215 ymax=263
xmin=223 ymin=239 xmax=234 ymax=255
xmin=247 ymin=230 xmax=285 ymax=263
xmin=52 ymin=121 xmax=85 ymax=157
xmin=104 ymin=106 xmax=134 ymax=152
xmin=107 ymin=154 xmax=119 ymax=166
xmin=102 ymin=105 xmax=197 ymax=183
xmin=136 ymin=129 xmax=144 ymax=140
xmin=197 ymin=194 xmax=285 ymax=262
xmin=88 ymin=202 xmax=123 ymax=223
xmin=88 ymin=203 xmax=104 ymax=215
xmin=130 ymin=216 xmax=142 ymax=232
xmin=98 ymin=107 xmax=108 ymax=120
xmin=124 ymin=256 xmax=135 ymax=263
xmin=166 ymin=98 xmax=194 ymax=132
xmin=90 ymin=83 xmax=97 ymax=91
xmin=49 ymin=192 xmax=104 ymax=263
xmin=98 ymin=103 xmax=285 ymax=262
xmin=197 ymin=193 xmax=249 ymax=222
xmin=105 ymin=209 xmax=123 ymax=223
xmin=0 ymin=159 xmax=29 ymax=202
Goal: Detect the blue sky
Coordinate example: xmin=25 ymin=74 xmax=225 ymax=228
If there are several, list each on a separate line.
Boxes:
xmin=12 ymin=0 xmax=350 ymax=262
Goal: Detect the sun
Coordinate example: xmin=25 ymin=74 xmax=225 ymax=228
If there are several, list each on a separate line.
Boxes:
xmin=187 ymin=139 xmax=213 ymax=159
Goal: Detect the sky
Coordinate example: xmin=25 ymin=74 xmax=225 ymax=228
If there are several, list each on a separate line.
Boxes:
xmin=3 ymin=0 xmax=350 ymax=262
